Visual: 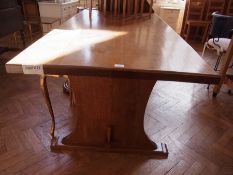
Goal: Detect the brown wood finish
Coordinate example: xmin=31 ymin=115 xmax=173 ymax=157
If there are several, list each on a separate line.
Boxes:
xmin=226 ymin=0 xmax=233 ymax=15
xmin=21 ymin=0 xmax=42 ymax=39
xmin=5 ymin=9 xmax=220 ymax=155
xmin=205 ymin=0 xmax=225 ymax=21
xmin=186 ymin=0 xmax=206 ymax=21
xmin=99 ymin=0 xmax=153 ymax=17
xmin=213 ymin=36 xmax=233 ymax=96
xmin=6 ymin=10 xmax=219 ymax=84
xmin=182 ymin=0 xmax=208 ymax=42
xmin=62 ymin=76 xmax=159 ymax=151
xmin=181 ymin=0 xmax=227 ymax=43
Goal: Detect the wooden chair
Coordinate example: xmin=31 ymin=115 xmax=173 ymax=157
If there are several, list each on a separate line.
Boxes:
xmin=202 ymin=12 xmax=233 ymax=71
xmin=94 ymin=0 xmax=153 ymax=18
xmin=226 ymin=0 xmax=233 ymax=16
xmin=183 ymin=0 xmax=209 ymax=43
xmin=205 ymin=0 xmax=225 ymax=21
xmin=202 ymin=0 xmax=225 ymax=42
xmin=22 ymin=0 xmax=61 ymax=34
xmin=213 ymin=35 xmax=233 ymax=97
xmin=183 ymin=0 xmax=226 ymax=43
xmin=0 ymin=0 xmax=25 ymax=52
xmin=79 ymin=0 xmax=99 ymax=10
xmin=21 ymin=0 xmax=42 ymax=39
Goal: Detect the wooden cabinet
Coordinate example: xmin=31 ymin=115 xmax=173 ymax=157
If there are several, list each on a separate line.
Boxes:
xmin=159 ymin=7 xmax=181 ymax=32
xmin=38 ymin=0 xmax=79 ymax=23
xmin=154 ymin=1 xmax=185 ymax=34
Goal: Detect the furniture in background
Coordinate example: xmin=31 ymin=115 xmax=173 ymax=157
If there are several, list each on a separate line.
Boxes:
xmin=96 ymin=0 xmax=153 ymax=17
xmin=158 ymin=7 xmax=184 ymax=34
xmin=182 ymin=0 xmax=208 ymax=43
xmin=205 ymin=0 xmax=225 ymax=21
xmin=6 ymin=9 xmax=219 ymax=156
xmin=38 ymin=0 xmax=79 ymax=23
xmin=213 ymin=36 xmax=233 ymax=97
xmin=40 ymin=17 xmax=61 ymax=33
xmin=22 ymin=0 xmax=42 ymax=39
xmin=202 ymin=13 xmax=233 ymax=71
xmin=181 ymin=0 xmax=227 ymax=43
xmin=78 ymin=0 xmax=99 ymax=11
xmin=78 ymin=0 xmax=88 ymax=10
xmin=0 ymin=0 xmax=25 ymax=54
xmin=226 ymin=0 xmax=233 ymax=16
xmin=153 ymin=1 xmax=185 ymax=34
xmin=22 ymin=0 xmax=64 ymax=34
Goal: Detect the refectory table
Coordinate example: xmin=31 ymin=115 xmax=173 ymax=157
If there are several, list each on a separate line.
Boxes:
xmin=6 ymin=10 xmax=220 ymax=157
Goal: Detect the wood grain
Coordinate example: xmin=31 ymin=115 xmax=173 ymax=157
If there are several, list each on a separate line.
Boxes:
xmin=6 ymin=10 xmax=219 ymax=84
xmin=62 ymin=75 xmax=157 ymax=151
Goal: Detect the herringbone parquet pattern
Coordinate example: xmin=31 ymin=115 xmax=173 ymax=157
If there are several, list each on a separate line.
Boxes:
xmin=0 ymin=49 xmax=233 ymax=174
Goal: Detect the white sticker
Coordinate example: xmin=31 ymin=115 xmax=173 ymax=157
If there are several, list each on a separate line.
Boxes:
xmin=22 ymin=65 xmax=44 ymax=75
xmin=114 ymin=64 xmax=125 ymax=68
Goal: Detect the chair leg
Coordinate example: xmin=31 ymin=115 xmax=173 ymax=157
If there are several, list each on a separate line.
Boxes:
xmin=185 ymin=24 xmax=191 ymax=41
xmin=20 ymin=30 xmax=26 ymax=48
xmin=182 ymin=24 xmax=187 ymax=38
xmin=194 ymin=26 xmax=200 ymax=41
xmin=202 ymin=25 xmax=209 ymax=44
xmin=40 ymin=23 xmax=44 ymax=35
xmin=13 ymin=32 xmax=18 ymax=48
xmin=202 ymin=42 xmax=208 ymax=57
xmin=28 ymin=23 xmax=33 ymax=40
xmin=214 ymin=52 xmax=223 ymax=71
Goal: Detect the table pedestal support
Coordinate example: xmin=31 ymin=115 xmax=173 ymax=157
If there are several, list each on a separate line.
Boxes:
xmin=40 ymin=74 xmax=168 ymax=157
xmin=55 ymin=75 xmax=168 ymax=157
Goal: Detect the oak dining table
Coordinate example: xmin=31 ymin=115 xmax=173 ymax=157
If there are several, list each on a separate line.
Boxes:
xmin=6 ymin=10 xmax=220 ymax=157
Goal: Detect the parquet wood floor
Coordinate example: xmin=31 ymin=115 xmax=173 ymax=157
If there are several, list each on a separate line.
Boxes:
xmin=0 ymin=44 xmax=233 ymax=174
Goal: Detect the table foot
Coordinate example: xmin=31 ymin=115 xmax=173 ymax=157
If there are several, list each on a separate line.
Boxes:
xmin=50 ymin=137 xmax=168 ymax=158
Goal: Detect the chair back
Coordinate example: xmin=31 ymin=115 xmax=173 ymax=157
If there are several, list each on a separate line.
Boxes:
xmin=99 ymin=0 xmax=153 ymax=18
xmin=205 ymin=0 xmax=225 ymax=21
xmin=226 ymin=0 xmax=233 ymax=16
xmin=186 ymin=0 xmax=206 ymax=20
xmin=21 ymin=0 xmax=40 ymax=22
xmin=210 ymin=12 xmax=233 ymax=39
xmin=0 ymin=0 xmax=24 ymax=38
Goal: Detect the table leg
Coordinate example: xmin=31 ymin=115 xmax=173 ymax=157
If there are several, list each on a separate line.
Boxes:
xmin=213 ymin=36 xmax=233 ymax=97
xmin=54 ymin=75 xmax=168 ymax=157
xmin=40 ymin=75 xmax=56 ymax=139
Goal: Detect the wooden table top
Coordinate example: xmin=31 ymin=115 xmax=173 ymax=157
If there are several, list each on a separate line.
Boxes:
xmin=6 ymin=10 xmax=219 ymax=84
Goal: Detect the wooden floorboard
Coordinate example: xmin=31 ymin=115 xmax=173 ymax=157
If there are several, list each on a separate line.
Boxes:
xmin=0 ymin=40 xmax=233 ymax=174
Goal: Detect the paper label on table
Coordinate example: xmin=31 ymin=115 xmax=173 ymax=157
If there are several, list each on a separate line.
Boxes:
xmin=22 ymin=65 xmax=44 ymax=75
xmin=114 ymin=64 xmax=125 ymax=68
